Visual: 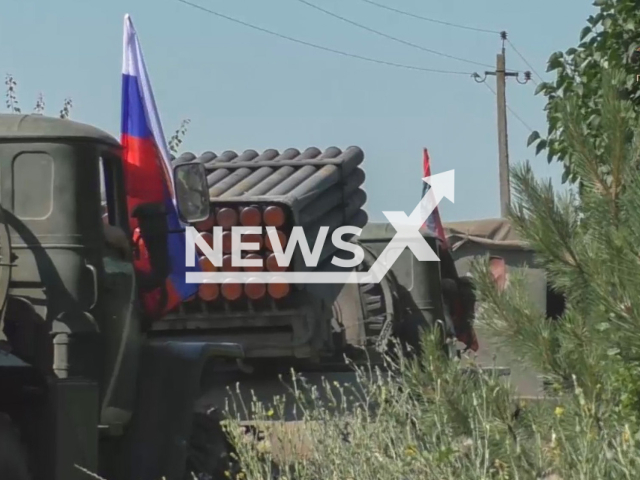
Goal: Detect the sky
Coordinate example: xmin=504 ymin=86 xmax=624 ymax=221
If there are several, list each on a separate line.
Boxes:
xmin=0 ymin=0 xmax=596 ymax=222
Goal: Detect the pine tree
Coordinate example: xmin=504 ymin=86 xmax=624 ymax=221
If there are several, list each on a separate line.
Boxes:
xmin=472 ymin=67 xmax=640 ymax=422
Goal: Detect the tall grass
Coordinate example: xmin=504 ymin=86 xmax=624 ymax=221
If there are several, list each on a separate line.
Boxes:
xmin=220 ymin=331 xmax=640 ymax=480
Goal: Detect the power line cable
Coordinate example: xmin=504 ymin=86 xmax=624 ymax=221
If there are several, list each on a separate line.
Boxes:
xmin=355 ymin=0 xmax=501 ymax=35
xmin=176 ymin=1 xmax=534 ymax=134
xmin=354 ymin=0 xmax=540 ymax=79
xmin=176 ymin=0 xmax=477 ymax=75
xmin=482 ymin=82 xmax=534 ymax=133
xmin=293 ymin=0 xmax=493 ymax=69
xmin=505 ymin=39 xmax=543 ymax=84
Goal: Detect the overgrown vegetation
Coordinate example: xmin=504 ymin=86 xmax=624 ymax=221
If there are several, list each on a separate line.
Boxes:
xmin=3 ymin=73 xmax=190 ymax=152
xmin=529 ymin=0 xmax=640 ymax=185
xmin=216 ymin=68 xmax=640 ymax=479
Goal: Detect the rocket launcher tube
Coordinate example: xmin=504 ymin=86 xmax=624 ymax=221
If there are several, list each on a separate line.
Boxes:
xmin=295 ymin=169 xmax=365 ymax=225
xmin=197 ymin=256 xmax=219 ymax=301
xmin=266 ymin=253 xmax=287 ymax=272
xmin=298 ymin=209 xmax=368 ymax=272
xmin=245 ymin=279 xmax=266 ymax=300
xmin=300 ymin=190 xmax=368 ymax=244
xmin=193 ymin=151 xmax=217 ymax=164
xmin=222 ymin=147 xmax=302 ymax=197
xmin=243 ymin=253 xmax=264 ymax=272
xmin=263 ymin=206 xmax=286 ymax=227
xmin=208 ymin=150 xmax=261 ymax=197
xmin=245 ymin=147 xmax=322 ymax=196
xmin=216 ymin=208 xmax=238 ymax=229
xmin=268 ymin=280 xmax=290 ymax=299
xmin=173 ymin=152 xmax=197 ymax=165
xmin=247 ymin=166 xmax=295 ymax=195
xmin=221 ymin=280 xmax=242 ymax=301
xmin=240 ymin=207 xmax=262 ymax=227
xmin=283 ymin=147 xmax=364 ymax=211
xmin=264 ymin=146 xmax=341 ymax=196
xmin=205 ymin=150 xmax=238 ymax=189
xmin=290 ymin=193 xmax=367 ymax=272
xmin=218 ymin=150 xmax=280 ymax=199
xmin=265 ymin=165 xmax=317 ymax=196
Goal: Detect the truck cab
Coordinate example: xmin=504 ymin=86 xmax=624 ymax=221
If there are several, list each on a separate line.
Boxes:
xmin=0 ymin=114 xmax=217 ymax=480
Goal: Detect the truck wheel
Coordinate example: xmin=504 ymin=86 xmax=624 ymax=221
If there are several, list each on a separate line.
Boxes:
xmin=0 ymin=414 xmax=31 ymax=480
xmin=185 ymin=409 xmax=240 ymax=480
xmin=354 ymin=244 xmax=397 ymax=351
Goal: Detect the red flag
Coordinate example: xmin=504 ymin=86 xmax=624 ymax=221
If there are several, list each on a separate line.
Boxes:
xmin=122 ymin=15 xmax=200 ymax=317
xmin=421 ymin=148 xmax=449 ymax=249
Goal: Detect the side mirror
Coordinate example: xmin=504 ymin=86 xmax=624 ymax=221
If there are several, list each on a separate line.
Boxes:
xmin=173 ymin=162 xmax=210 ymax=224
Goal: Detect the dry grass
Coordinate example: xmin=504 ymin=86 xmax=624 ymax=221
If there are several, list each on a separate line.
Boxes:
xmin=219 ymin=337 xmax=640 ymax=480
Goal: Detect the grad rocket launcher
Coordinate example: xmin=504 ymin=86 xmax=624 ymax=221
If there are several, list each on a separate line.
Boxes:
xmin=168 ymin=146 xmax=367 ymax=311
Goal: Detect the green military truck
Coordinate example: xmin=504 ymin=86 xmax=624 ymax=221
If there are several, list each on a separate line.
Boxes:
xmin=0 ymin=113 xmax=246 ymax=480
xmin=0 ymin=114 xmax=473 ymax=480
xmin=151 ymin=149 xmax=473 ymax=449
xmin=444 ymin=218 xmax=566 ymax=397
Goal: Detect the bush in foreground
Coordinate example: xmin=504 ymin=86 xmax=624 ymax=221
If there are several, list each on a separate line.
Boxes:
xmin=221 ymin=69 xmax=640 ymax=479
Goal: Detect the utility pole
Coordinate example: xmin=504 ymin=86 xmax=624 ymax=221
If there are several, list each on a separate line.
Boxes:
xmin=475 ymin=32 xmax=531 ymax=217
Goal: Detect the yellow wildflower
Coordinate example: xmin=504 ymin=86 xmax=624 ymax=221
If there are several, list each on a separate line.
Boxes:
xmin=622 ymin=427 xmax=631 ymax=445
xmin=554 ymin=406 xmax=564 ymax=417
xmin=493 ymin=458 xmax=508 ymax=472
xmin=405 ymin=445 xmax=417 ymax=457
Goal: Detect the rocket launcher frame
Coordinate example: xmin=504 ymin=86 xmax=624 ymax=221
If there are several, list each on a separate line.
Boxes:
xmin=171 ymin=146 xmax=367 ymax=302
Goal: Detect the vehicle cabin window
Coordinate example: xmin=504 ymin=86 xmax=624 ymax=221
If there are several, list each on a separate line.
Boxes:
xmin=100 ymin=156 xmax=131 ymax=260
xmin=100 ymin=164 xmax=109 ymax=225
xmin=99 ymin=155 xmax=126 ymax=229
xmin=100 ymin=158 xmax=112 ymax=226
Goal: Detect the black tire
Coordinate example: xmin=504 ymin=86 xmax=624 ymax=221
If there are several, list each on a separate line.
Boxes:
xmin=0 ymin=414 xmax=31 ymax=480
xmin=354 ymin=244 xmax=397 ymax=350
xmin=185 ymin=409 xmax=241 ymax=480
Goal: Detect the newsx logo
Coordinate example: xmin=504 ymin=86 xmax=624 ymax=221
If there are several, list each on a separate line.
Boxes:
xmin=187 ymin=225 xmax=365 ymax=269
xmin=184 ymin=170 xmax=454 ymax=285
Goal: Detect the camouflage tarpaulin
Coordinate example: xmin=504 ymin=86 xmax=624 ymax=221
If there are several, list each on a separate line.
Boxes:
xmin=443 ymin=218 xmax=530 ymax=251
xmin=442 ymin=217 xmax=545 ymax=397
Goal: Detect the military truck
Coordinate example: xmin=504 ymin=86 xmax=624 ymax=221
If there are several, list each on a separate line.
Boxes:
xmin=0 ymin=113 xmax=474 ymax=480
xmin=156 ymin=148 xmax=469 ymax=362
xmin=151 ymin=149 xmax=474 ymax=426
xmin=0 ymin=113 xmax=247 ymax=480
xmin=444 ymin=218 xmax=566 ymax=397
xmin=164 ymin=178 xmax=477 ymax=447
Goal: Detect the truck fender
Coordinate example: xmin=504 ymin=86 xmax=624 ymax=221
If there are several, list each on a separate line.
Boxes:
xmin=118 ymin=339 xmax=244 ymax=480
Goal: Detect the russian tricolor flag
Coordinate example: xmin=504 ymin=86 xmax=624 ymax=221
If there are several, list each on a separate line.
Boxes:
xmin=121 ymin=14 xmax=200 ymax=316
xmin=421 ymin=148 xmax=449 ymax=249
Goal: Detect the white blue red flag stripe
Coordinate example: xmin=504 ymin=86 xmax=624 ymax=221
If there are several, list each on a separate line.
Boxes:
xmin=121 ymin=14 xmax=199 ymax=316
xmin=421 ymin=148 xmax=449 ymax=249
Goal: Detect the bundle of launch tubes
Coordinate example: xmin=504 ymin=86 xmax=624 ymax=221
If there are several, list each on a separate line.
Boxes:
xmin=173 ymin=145 xmax=368 ymax=308
xmin=189 ymin=203 xmax=292 ymax=302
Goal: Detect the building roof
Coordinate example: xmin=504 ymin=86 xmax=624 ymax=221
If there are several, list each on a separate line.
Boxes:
xmin=0 ymin=114 xmax=119 ymax=147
